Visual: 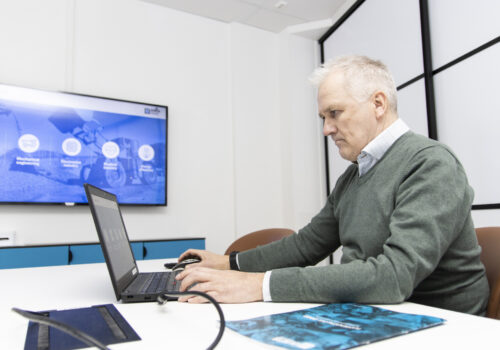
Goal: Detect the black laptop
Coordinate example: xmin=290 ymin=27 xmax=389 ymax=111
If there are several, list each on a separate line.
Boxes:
xmin=84 ymin=183 xmax=180 ymax=302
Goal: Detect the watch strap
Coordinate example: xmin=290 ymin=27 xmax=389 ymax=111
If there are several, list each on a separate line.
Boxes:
xmin=229 ymin=251 xmax=239 ymax=271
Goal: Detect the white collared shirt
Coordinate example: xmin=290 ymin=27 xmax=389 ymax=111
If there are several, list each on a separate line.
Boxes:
xmin=357 ymin=119 xmax=410 ymax=176
xmin=260 ymin=119 xmax=410 ymax=302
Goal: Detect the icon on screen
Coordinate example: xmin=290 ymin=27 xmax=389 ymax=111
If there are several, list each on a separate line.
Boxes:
xmin=138 ymin=145 xmax=155 ymax=161
xmin=62 ymin=138 xmax=82 ymax=156
xmin=18 ymin=134 xmax=40 ymax=153
xmin=102 ymin=141 xmax=120 ymax=159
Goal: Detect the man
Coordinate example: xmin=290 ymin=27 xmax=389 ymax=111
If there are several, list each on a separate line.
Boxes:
xmin=175 ymin=55 xmax=489 ymax=315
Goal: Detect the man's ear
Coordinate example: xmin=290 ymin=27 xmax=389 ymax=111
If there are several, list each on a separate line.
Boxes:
xmin=372 ymin=91 xmax=388 ymax=119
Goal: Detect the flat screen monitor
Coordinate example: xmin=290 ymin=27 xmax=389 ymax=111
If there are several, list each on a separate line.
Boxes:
xmin=0 ymin=83 xmax=167 ymax=205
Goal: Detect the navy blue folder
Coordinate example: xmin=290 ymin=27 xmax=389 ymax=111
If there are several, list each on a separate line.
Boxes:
xmin=23 ymin=304 xmax=141 ymax=350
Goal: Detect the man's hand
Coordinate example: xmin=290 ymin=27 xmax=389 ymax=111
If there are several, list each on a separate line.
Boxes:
xmin=178 ymin=249 xmax=230 ymax=270
xmin=175 ymin=267 xmax=264 ymax=303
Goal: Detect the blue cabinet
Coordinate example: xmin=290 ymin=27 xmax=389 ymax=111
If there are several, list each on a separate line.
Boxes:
xmin=130 ymin=242 xmax=144 ymax=260
xmin=69 ymin=242 xmax=144 ymax=264
xmin=69 ymin=244 xmax=105 ymax=265
xmin=0 ymin=246 xmax=69 ymax=269
xmin=143 ymin=239 xmax=205 ymax=259
xmin=0 ymin=239 xmax=204 ymax=269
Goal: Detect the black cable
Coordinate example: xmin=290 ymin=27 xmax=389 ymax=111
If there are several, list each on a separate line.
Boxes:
xmin=157 ymin=291 xmax=225 ymax=350
xmin=12 ymin=307 xmax=110 ymax=350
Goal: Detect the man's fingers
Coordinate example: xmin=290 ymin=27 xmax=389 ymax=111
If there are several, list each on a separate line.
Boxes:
xmin=179 ymin=295 xmax=206 ymax=303
xmin=186 ymin=296 xmax=209 ymax=303
xmin=176 ymin=270 xmax=264 ymax=303
xmin=177 ymin=294 xmax=194 ymax=302
xmin=178 ymin=267 xmax=215 ymax=292
xmin=176 ymin=266 xmax=210 ymax=280
xmin=183 ymin=261 xmax=202 ymax=270
xmin=177 ymin=284 xmax=218 ymax=303
xmin=178 ymin=249 xmax=201 ymax=262
xmin=186 ymin=291 xmax=218 ymax=304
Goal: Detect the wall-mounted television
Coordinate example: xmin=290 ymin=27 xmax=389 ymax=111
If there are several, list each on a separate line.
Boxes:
xmin=0 ymin=83 xmax=167 ymax=205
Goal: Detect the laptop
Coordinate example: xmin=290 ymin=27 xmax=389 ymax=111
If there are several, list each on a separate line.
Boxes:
xmin=84 ymin=183 xmax=181 ymax=303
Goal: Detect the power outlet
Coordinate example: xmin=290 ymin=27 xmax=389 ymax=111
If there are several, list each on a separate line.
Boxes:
xmin=0 ymin=231 xmax=16 ymax=247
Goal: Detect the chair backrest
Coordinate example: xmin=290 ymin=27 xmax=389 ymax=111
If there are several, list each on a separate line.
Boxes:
xmin=475 ymin=226 xmax=500 ymax=319
xmin=224 ymin=228 xmax=294 ymax=255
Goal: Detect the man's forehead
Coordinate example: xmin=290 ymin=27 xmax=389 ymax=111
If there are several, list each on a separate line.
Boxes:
xmin=322 ymin=69 xmax=344 ymax=84
xmin=319 ymin=71 xmax=346 ymax=94
xmin=321 ymin=69 xmax=359 ymax=97
xmin=319 ymin=73 xmax=347 ymax=101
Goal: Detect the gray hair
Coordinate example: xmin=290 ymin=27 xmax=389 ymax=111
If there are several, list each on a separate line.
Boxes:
xmin=309 ymin=55 xmax=398 ymax=112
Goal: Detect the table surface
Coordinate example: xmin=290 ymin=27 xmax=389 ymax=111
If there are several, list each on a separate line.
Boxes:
xmin=1 ymin=259 xmax=499 ymax=349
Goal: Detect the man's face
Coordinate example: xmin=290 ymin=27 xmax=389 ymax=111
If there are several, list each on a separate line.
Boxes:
xmin=318 ymin=72 xmax=379 ymax=162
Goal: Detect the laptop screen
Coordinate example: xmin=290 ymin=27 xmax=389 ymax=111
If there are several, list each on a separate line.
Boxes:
xmin=90 ymin=193 xmax=136 ymax=282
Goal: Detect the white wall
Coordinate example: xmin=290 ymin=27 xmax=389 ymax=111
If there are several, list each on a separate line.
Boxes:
xmin=230 ymin=23 xmax=283 ymax=235
xmin=230 ymin=23 xmax=325 ymax=236
xmin=277 ymin=33 xmax=326 ymax=230
xmin=0 ymin=0 xmax=323 ymax=254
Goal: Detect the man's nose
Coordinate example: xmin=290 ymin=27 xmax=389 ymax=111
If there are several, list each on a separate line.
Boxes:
xmin=323 ymin=120 xmax=336 ymax=136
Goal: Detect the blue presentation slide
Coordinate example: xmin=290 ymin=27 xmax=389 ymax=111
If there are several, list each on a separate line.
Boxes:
xmin=0 ymin=98 xmax=166 ymax=204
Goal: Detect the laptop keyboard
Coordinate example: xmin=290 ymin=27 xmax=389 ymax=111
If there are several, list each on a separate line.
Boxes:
xmin=145 ymin=272 xmax=172 ymax=294
xmin=131 ymin=271 xmax=181 ymax=295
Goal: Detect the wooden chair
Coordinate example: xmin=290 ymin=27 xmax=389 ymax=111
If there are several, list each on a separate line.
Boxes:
xmin=224 ymin=228 xmax=294 ymax=255
xmin=475 ymin=226 xmax=500 ymax=319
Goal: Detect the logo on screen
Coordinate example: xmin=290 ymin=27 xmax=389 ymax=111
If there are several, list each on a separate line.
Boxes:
xmin=144 ymin=107 xmax=161 ymax=115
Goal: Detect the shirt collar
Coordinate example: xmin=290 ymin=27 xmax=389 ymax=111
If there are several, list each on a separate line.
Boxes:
xmin=357 ymin=119 xmax=410 ymax=176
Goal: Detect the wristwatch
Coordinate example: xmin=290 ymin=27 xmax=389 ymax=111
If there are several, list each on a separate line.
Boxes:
xmin=229 ymin=251 xmax=239 ymax=271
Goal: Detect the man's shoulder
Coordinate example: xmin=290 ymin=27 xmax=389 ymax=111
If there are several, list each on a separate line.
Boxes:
xmin=394 ymin=131 xmax=455 ymax=159
xmin=397 ymin=131 xmax=437 ymax=149
xmin=391 ymin=132 xmax=465 ymax=179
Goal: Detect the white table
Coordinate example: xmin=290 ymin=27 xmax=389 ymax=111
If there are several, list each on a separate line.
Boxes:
xmin=0 ymin=260 xmax=499 ymax=349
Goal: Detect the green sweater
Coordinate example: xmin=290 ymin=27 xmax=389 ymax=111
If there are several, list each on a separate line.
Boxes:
xmin=238 ymin=132 xmax=489 ymax=315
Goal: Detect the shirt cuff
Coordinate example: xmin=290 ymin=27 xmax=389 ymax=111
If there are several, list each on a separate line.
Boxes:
xmin=262 ymin=271 xmax=272 ymax=302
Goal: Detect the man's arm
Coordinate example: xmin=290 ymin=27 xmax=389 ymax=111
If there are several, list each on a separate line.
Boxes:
xmin=263 ymin=147 xmax=474 ymax=303
xmin=177 ymin=187 xmax=343 ymax=273
xmin=237 ymin=190 xmax=342 ymax=272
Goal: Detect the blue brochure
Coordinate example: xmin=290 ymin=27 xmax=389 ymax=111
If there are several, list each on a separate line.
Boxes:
xmin=226 ymin=303 xmax=444 ymax=350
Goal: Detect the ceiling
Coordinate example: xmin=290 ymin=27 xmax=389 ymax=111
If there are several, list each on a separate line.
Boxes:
xmin=141 ymin=0 xmax=354 ymax=40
